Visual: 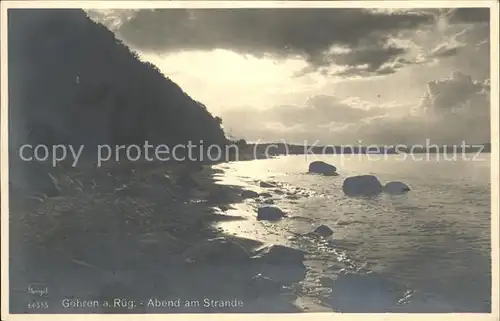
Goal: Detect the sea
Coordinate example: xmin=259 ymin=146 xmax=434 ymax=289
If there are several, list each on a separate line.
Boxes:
xmin=213 ymin=153 xmax=492 ymax=312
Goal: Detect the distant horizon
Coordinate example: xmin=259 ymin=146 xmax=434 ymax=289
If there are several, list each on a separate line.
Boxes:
xmin=242 ymin=140 xmax=492 ymax=147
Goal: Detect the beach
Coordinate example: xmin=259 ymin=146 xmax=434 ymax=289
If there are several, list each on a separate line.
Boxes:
xmin=8 ymin=149 xmax=492 ymax=314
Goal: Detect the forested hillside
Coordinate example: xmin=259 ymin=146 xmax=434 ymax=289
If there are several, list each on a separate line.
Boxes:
xmin=8 ymin=8 xmax=227 ymax=155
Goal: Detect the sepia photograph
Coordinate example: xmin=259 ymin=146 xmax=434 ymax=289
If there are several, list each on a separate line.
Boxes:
xmin=1 ymin=0 xmax=498 ymax=318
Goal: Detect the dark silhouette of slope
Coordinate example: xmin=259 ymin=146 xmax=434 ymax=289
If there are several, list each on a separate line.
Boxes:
xmin=8 ymin=8 xmax=227 ymax=156
xmin=6 ymin=13 xmax=307 ymax=314
xmin=8 ymin=9 xmax=228 ymax=194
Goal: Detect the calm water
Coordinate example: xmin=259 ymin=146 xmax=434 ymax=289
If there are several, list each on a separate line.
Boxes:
xmin=220 ymin=154 xmax=491 ymax=312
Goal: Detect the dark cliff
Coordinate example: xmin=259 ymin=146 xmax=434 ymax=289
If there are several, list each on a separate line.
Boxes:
xmin=8 ymin=8 xmax=228 ymax=155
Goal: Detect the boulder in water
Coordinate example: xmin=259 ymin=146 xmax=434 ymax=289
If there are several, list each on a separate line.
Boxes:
xmin=241 ymin=189 xmax=259 ymax=198
xmin=261 ymin=199 xmax=275 ymax=205
xmin=251 ymin=244 xmax=308 ymax=264
xmin=217 ymin=204 xmax=230 ymax=212
xmin=259 ymin=181 xmax=276 ymax=188
xmin=383 ymin=181 xmax=411 ymax=194
xmin=312 ymin=224 xmax=334 ymax=237
xmin=308 ymin=161 xmax=338 ymax=176
xmin=256 ymin=206 xmax=287 ymax=221
xmin=182 ymin=237 xmax=250 ymax=264
xmin=328 ymin=270 xmax=407 ymax=312
xmin=342 ymin=175 xmax=382 ymax=197
xmin=273 ymin=189 xmax=285 ymax=195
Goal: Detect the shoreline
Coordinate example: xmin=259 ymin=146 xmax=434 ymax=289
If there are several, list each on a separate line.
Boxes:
xmin=207 ymin=161 xmax=481 ymax=313
xmin=8 ymin=158 xmax=332 ymax=313
xmin=8 ymin=156 xmax=472 ymax=313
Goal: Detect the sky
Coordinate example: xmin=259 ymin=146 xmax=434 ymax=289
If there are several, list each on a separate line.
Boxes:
xmin=87 ymin=7 xmax=491 ymax=146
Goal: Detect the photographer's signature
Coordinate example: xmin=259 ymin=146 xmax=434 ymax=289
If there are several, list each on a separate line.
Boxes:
xmin=27 ymin=283 xmax=48 ymax=297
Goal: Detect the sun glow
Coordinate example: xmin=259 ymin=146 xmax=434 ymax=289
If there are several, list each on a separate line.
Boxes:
xmin=140 ymin=49 xmax=326 ymax=112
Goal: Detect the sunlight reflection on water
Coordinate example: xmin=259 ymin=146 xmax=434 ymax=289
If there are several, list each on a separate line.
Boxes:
xmin=213 ymin=154 xmax=491 ymax=312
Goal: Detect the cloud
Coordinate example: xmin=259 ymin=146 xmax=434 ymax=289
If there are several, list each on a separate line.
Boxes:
xmin=332 ymin=54 xmax=415 ymax=77
xmin=218 ymin=94 xmax=405 ymax=144
xmin=357 ymin=72 xmax=490 ymax=144
xmin=406 ymin=9 xmax=490 ymax=75
xmin=445 ymin=8 xmax=490 ymax=24
xmin=428 ymin=42 xmax=466 ymax=58
xmin=324 ymin=43 xmax=413 ymax=77
xmin=86 ymin=9 xmax=139 ymax=31
xmin=330 ymin=45 xmax=404 ymax=68
xmin=220 ymin=94 xmax=392 ymax=130
xmin=87 ymin=9 xmax=436 ymax=77
xmin=420 ymin=71 xmax=489 ymax=114
xmin=431 ymin=21 xmax=489 ymax=59
xmin=219 ymin=71 xmax=490 ymax=145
